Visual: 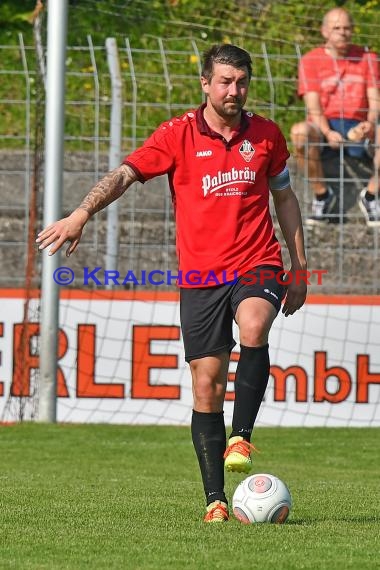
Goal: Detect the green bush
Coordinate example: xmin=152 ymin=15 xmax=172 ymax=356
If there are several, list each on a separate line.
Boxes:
xmin=0 ymin=0 xmax=379 ymax=149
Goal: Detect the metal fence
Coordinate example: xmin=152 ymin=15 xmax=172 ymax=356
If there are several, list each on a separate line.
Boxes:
xmin=0 ymin=36 xmax=379 ymax=293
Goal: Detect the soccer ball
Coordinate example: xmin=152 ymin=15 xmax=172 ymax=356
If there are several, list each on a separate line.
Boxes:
xmin=232 ymin=473 xmax=292 ymax=524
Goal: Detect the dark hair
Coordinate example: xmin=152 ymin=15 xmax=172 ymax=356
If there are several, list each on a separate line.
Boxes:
xmin=201 ymin=44 xmax=252 ymax=82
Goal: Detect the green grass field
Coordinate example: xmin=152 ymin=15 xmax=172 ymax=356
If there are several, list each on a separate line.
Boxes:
xmin=0 ymin=424 xmax=379 ymax=569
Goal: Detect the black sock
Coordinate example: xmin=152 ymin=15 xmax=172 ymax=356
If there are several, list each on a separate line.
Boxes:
xmin=191 ymin=410 xmax=227 ymax=506
xmin=230 ymin=344 xmax=270 ymax=441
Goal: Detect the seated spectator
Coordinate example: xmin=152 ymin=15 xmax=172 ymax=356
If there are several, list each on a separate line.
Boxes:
xmin=290 ymin=7 xmax=380 ymax=226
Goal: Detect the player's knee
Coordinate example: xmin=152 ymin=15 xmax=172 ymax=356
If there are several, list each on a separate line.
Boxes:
xmin=190 ymin=366 xmax=221 ymax=408
xmin=239 ymin=322 xmax=269 ymax=347
xmin=192 ymin=378 xmax=224 ymax=411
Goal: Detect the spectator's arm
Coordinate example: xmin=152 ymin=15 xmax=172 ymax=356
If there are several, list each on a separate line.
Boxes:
xmin=367 ymin=86 xmax=380 ymax=126
xmin=303 ymin=91 xmax=344 ymax=148
xmin=303 ymin=92 xmax=332 ymax=137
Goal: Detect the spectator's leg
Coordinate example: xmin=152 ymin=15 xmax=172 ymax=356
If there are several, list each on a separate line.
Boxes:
xmin=291 ymin=121 xmax=336 ymax=225
xmin=357 ymin=125 xmax=380 ymax=226
xmin=367 ymin=124 xmax=380 ymax=194
xmin=290 ymin=121 xmax=327 ymax=195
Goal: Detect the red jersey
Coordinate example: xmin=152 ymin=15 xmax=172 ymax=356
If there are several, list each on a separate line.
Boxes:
xmin=124 ymin=105 xmax=289 ymax=287
xmin=298 ymin=45 xmax=379 ymax=121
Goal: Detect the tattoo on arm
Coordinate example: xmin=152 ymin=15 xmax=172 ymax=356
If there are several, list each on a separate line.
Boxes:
xmin=78 ymin=164 xmax=137 ymax=216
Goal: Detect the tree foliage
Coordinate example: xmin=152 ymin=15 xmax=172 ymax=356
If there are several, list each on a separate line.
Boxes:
xmin=1 ymin=0 xmax=379 ymax=51
xmin=0 ymin=0 xmax=379 ymax=146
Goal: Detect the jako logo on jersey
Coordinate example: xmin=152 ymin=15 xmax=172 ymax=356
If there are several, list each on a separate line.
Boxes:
xmin=202 ymin=167 xmax=256 ymax=197
xmin=239 ymin=140 xmax=255 ymax=162
xmin=196 ymin=150 xmax=213 ymax=157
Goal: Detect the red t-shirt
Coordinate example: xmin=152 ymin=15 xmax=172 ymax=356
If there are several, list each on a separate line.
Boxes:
xmin=298 ymin=45 xmax=379 ymax=121
xmin=124 ymin=105 xmax=289 ymax=287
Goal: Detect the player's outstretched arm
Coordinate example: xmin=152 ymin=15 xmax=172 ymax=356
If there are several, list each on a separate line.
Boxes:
xmin=271 ymin=186 xmax=307 ymax=317
xmin=36 ymin=163 xmax=137 ymax=257
xmin=36 ymin=208 xmax=90 ymax=257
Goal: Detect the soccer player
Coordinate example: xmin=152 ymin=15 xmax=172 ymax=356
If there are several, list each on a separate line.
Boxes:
xmin=37 ymin=44 xmax=307 ymax=522
xmin=291 ymin=7 xmax=380 ymax=226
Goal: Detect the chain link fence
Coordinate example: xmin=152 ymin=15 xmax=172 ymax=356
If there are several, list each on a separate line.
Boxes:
xmin=0 ymin=36 xmax=379 ymax=293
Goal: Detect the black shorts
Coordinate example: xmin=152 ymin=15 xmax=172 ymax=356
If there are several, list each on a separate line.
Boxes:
xmin=180 ymin=265 xmax=286 ymax=362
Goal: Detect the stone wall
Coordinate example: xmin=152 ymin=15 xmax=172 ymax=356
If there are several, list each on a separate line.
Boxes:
xmin=0 ymin=151 xmax=379 ymax=293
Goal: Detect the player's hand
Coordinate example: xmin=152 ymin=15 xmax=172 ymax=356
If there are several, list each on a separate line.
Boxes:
xmin=36 ymin=209 xmax=90 ymax=257
xmin=326 ymin=129 xmax=344 ymax=149
xmin=281 ymin=269 xmax=307 ymax=317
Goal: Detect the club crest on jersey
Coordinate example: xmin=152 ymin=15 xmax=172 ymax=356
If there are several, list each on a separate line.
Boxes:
xmin=239 ymin=140 xmax=255 ymax=162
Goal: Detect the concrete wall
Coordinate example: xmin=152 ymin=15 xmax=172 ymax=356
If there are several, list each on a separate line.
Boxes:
xmin=0 ymin=151 xmax=379 ymax=293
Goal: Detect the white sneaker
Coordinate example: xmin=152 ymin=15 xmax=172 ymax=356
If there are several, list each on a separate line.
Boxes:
xmin=307 ymin=186 xmax=336 ymax=226
xmin=358 ymin=188 xmax=380 ymax=227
